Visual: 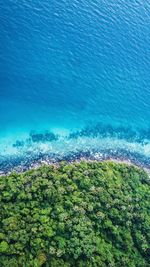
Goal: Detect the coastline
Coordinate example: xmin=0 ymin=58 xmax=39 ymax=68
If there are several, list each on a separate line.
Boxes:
xmin=1 ymin=154 xmax=149 ymax=177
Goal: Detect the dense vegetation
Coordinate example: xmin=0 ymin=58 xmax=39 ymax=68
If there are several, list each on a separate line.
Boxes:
xmin=0 ymin=161 xmax=150 ymax=267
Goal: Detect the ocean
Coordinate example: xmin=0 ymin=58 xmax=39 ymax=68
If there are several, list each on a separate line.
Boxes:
xmin=0 ymin=0 xmax=150 ymax=172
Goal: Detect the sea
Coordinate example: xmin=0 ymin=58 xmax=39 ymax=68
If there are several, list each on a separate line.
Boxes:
xmin=0 ymin=0 xmax=150 ymax=172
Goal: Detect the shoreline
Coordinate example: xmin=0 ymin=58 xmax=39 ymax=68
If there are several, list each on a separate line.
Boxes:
xmin=1 ymin=154 xmax=150 ymax=177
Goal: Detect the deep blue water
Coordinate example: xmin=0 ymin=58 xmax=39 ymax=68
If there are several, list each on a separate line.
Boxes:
xmin=0 ymin=0 xmax=150 ymax=172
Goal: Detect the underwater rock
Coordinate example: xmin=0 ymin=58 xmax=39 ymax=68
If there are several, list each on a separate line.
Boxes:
xmin=68 ymin=123 xmax=148 ymax=143
xmin=30 ymin=131 xmax=58 ymax=142
xmin=13 ymin=140 xmax=24 ymax=148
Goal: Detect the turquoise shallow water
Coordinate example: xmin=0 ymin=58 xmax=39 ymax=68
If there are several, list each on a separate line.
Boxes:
xmin=0 ymin=0 xmax=150 ymax=172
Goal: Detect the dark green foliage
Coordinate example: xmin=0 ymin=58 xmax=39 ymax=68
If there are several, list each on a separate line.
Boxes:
xmin=0 ymin=161 xmax=150 ymax=267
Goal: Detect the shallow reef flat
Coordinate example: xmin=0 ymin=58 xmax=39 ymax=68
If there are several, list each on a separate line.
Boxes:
xmin=0 ymin=123 xmax=150 ymax=175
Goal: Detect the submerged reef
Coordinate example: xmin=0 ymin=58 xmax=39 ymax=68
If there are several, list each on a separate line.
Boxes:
xmin=0 ymin=161 xmax=150 ymax=266
xmin=68 ymin=123 xmax=150 ymax=143
xmin=30 ymin=131 xmax=58 ymax=143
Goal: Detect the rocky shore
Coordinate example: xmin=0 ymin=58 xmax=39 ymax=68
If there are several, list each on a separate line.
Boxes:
xmin=0 ymin=150 xmax=149 ymax=176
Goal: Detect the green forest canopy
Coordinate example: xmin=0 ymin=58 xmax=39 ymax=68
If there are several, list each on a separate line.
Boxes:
xmin=0 ymin=161 xmax=150 ymax=267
